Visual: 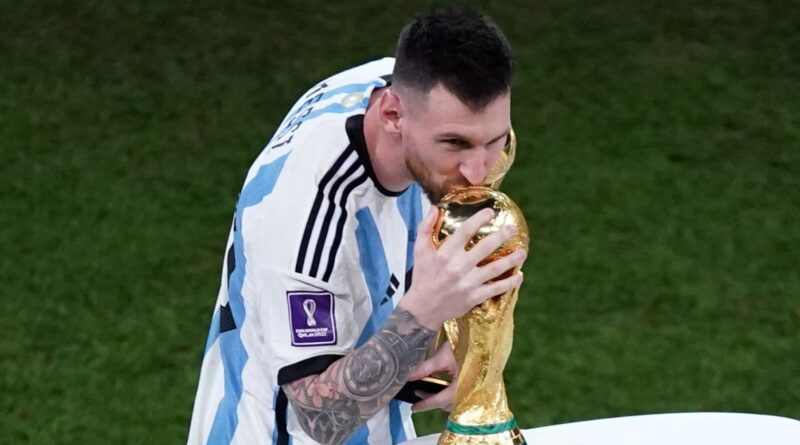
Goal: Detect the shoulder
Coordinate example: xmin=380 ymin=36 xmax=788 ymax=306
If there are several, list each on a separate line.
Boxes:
xmin=234 ymin=59 xmax=395 ymax=272
xmin=264 ymin=58 xmax=394 ymax=153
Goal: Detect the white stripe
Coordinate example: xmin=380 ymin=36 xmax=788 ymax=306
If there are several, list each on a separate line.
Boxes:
xmin=186 ymin=339 xmax=225 ymax=445
xmin=400 ymin=402 xmax=417 ymax=441
xmin=367 ymin=407 xmax=391 ymax=445
xmin=231 ymin=260 xmax=275 ymax=445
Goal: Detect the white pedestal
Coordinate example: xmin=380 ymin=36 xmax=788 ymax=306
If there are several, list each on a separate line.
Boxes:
xmin=403 ymin=412 xmax=800 ymax=445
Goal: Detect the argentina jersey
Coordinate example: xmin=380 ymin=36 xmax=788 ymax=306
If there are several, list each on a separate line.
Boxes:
xmin=187 ymin=57 xmax=431 ymax=445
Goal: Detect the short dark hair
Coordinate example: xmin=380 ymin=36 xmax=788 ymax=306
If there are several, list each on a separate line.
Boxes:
xmin=393 ymin=5 xmax=514 ymax=110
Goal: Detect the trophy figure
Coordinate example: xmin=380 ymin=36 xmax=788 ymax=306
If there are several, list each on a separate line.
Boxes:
xmin=433 ymin=131 xmax=530 ymax=445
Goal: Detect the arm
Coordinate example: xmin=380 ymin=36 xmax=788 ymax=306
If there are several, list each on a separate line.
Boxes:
xmin=281 ymin=308 xmax=434 ymax=445
xmin=282 ymin=205 xmax=525 ymax=444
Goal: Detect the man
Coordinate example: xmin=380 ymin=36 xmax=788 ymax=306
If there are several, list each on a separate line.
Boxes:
xmin=187 ymin=6 xmax=526 ymax=445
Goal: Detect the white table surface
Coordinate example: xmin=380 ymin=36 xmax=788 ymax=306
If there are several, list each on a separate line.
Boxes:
xmin=403 ymin=412 xmax=800 ymax=445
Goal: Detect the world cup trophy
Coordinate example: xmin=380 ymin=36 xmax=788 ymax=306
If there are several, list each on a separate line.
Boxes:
xmin=433 ymin=130 xmax=530 ymax=445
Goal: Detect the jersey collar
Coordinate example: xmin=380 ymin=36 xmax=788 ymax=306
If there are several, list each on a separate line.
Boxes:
xmin=345 ymin=114 xmax=407 ymax=197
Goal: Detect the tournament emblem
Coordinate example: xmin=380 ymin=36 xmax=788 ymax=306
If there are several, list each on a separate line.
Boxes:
xmin=287 ymin=291 xmax=337 ymax=346
xmin=303 ymin=299 xmax=317 ymax=327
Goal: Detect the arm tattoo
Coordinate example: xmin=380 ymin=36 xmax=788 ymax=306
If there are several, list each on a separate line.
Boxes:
xmin=282 ymin=308 xmax=434 ymax=445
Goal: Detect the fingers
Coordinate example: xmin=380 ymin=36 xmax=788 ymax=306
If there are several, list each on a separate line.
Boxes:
xmin=408 ymin=356 xmax=437 ymax=381
xmin=438 ymin=208 xmax=495 ymax=256
xmin=407 ymin=343 xmax=457 ymax=413
xmin=464 ymin=224 xmax=518 ymax=265
xmin=474 ymin=249 xmax=527 ymax=284
xmin=412 ymin=381 xmax=456 ymax=413
xmin=469 ymin=271 xmax=523 ymax=306
xmin=435 ymin=343 xmax=459 ymax=377
xmin=408 ymin=343 xmax=456 ymax=381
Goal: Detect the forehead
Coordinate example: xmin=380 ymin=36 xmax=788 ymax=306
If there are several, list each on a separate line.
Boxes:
xmin=409 ymin=84 xmax=511 ymax=138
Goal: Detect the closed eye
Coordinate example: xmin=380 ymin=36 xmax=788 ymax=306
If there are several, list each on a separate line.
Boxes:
xmin=441 ymin=138 xmax=472 ymax=149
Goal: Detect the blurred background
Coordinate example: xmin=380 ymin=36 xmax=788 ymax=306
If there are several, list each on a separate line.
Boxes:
xmin=1 ymin=0 xmax=798 ymax=443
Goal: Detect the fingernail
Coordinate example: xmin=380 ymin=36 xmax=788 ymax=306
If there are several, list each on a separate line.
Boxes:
xmin=517 ymin=250 xmax=527 ymax=260
xmin=503 ymin=225 xmax=516 ymax=236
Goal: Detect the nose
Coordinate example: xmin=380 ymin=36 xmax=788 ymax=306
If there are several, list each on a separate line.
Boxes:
xmin=458 ymin=151 xmax=490 ymax=185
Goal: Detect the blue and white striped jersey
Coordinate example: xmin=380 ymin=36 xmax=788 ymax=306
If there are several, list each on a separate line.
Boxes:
xmin=187 ymin=58 xmax=430 ymax=445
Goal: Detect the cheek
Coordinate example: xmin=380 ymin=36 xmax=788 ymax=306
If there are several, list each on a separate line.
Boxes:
xmin=419 ymin=147 xmax=458 ymax=175
xmin=437 ymin=154 xmax=466 ymax=178
xmin=407 ymin=136 xmax=462 ymax=178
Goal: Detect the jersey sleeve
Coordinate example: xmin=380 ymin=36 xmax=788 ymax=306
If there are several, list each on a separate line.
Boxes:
xmin=232 ymin=61 xmax=394 ymax=386
xmin=234 ymin=145 xmax=364 ymax=385
xmin=244 ymin=264 xmax=360 ymax=385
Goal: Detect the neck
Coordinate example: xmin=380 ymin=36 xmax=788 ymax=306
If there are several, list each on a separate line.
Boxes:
xmin=363 ymin=89 xmax=414 ymax=193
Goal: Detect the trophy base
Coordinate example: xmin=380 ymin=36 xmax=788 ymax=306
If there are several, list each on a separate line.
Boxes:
xmin=438 ymin=421 xmax=526 ymax=445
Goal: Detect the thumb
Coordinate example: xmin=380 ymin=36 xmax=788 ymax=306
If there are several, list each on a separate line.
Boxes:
xmin=414 ymin=204 xmax=438 ymax=252
xmin=418 ymin=204 xmax=438 ymax=237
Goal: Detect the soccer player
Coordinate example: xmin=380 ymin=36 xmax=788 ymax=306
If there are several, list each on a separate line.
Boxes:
xmin=187 ymin=6 xmax=526 ymax=445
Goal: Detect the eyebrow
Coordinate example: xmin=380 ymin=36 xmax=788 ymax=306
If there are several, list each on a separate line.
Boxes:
xmin=438 ymin=129 xmax=511 ymax=146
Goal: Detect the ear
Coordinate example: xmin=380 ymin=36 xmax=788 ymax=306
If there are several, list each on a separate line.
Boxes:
xmin=379 ymin=88 xmax=403 ymax=135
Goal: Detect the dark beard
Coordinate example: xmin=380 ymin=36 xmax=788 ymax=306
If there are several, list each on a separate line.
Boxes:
xmin=404 ymin=155 xmax=467 ymax=203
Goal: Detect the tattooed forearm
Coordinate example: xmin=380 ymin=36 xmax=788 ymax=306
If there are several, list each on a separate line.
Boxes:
xmin=282 ymin=308 xmax=434 ymax=445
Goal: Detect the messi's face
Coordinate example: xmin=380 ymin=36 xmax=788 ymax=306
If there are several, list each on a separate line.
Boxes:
xmin=398 ymin=84 xmax=511 ymax=203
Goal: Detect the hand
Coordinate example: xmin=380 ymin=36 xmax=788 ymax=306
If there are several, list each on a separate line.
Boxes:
xmin=407 ymin=343 xmax=458 ymax=413
xmin=400 ymin=204 xmax=526 ymax=329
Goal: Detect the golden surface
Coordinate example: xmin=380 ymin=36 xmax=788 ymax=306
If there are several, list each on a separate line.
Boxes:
xmin=432 ymin=187 xmax=529 ymax=258
xmin=483 ymin=129 xmax=516 ymax=190
xmin=432 ymin=187 xmax=529 ymax=445
xmin=431 ymin=128 xmax=529 ymax=445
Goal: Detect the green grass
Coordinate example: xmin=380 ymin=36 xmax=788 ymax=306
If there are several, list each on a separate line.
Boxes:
xmin=1 ymin=1 xmax=798 ymax=443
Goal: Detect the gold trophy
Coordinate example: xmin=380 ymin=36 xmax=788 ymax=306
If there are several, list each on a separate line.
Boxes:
xmin=433 ymin=130 xmax=529 ymax=445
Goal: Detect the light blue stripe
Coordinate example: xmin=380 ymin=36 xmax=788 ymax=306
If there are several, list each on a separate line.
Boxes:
xmin=396 ymin=183 xmax=423 ymax=276
xmin=344 ymin=424 xmax=370 ymax=445
xmin=288 ymin=81 xmax=381 ymax=122
xmin=203 ymin=307 xmax=221 ymax=355
xmin=354 ymin=208 xmax=394 ymax=348
xmin=273 ymin=97 xmax=370 ymax=142
xmin=391 ymin=185 xmax=422 ymax=443
xmin=354 ymin=208 xmax=409 ymax=442
xmin=300 ymin=98 xmax=370 ymax=123
xmin=389 ymin=399 xmax=408 ymax=444
xmin=238 ymin=154 xmax=290 ymax=208
xmin=320 ymin=80 xmax=384 ymax=101
xmin=274 ymin=80 xmax=384 ymax=142
xmin=206 ymin=153 xmax=291 ymax=445
xmin=271 ymin=387 xmax=280 ymax=445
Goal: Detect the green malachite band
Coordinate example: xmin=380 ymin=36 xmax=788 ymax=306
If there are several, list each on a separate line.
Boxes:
xmin=445 ymin=418 xmax=518 ymax=435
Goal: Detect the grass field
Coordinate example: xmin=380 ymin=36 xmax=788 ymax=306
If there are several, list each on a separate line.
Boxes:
xmin=1 ymin=1 xmax=798 ymax=443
